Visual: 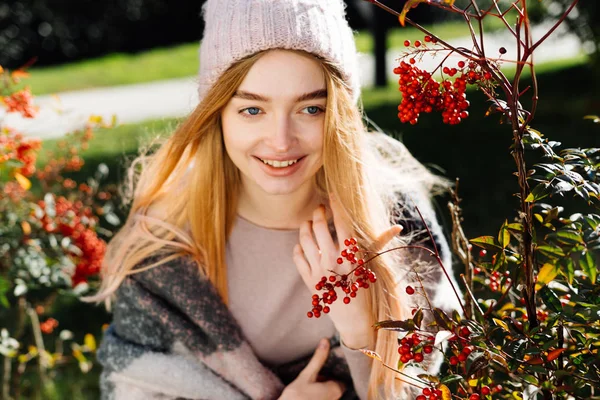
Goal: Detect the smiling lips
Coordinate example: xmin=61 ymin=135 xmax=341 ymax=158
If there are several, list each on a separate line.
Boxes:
xmin=255 ymin=156 xmax=305 ymax=168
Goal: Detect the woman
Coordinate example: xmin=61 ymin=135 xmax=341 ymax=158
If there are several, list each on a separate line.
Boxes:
xmin=85 ymin=0 xmax=460 ymax=399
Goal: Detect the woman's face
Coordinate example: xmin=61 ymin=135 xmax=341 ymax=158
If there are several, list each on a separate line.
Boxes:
xmin=221 ymin=50 xmax=326 ymax=197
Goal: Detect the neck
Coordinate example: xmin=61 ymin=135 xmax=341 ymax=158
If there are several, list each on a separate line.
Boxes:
xmin=237 ymin=181 xmax=325 ymax=230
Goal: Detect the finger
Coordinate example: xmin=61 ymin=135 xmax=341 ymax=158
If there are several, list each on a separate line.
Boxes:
xmin=328 ymin=193 xmax=353 ymax=250
xmin=373 ymin=224 xmax=403 ymax=252
xmin=322 ymin=380 xmax=346 ymax=399
xmin=312 ymin=205 xmax=336 ymax=261
xmin=299 ymin=220 xmax=321 ymax=268
xmin=298 ymin=338 xmax=330 ymax=382
xmin=293 ymin=243 xmax=312 ymax=281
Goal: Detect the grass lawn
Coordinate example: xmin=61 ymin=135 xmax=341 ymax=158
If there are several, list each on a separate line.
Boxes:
xmin=22 ymin=21 xmax=476 ymax=96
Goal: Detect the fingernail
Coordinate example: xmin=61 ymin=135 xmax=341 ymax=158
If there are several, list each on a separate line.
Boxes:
xmin=319 ymin=338 xmax=329 ymax=349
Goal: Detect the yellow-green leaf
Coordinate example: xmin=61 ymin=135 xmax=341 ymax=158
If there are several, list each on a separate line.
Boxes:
xmin=84 ymin=334 xmax=96 ymax=352
xmin=359 ymin=349 xmax=382 ymax=362
xmin=14 ymin=172 xmax=31 ymax=190
xmin=437 ymin=384 xmax=452 ymax=400
xmin=498 ymin=221 xmax=510 ymax=249
xmin=398 ymin=0 xmax=427 ymax=27
xmin=535 ymin=263 xmax=558 ymax=290
xmin=493 ymin=318 xmax=509 ymax=332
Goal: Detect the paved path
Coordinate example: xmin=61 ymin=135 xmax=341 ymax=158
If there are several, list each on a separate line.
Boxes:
xmin=2 ymin=23 xmax=583 ymax=140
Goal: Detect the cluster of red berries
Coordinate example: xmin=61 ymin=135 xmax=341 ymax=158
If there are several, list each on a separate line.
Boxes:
xmin=308 ymin=238 xmax=376 ymax=318
xmin=474 ymin=269 xmax=511 ymax=293
xmin=34 ymin=195 xmax=107 ymax=286
xmin=40 ymin=318 xmax=59 ymax=335
xmin=457 ymin=384 xmax=503 ymax=399
xmin=0 ymin=127 xmax=41 ymax=177
xmin=2 ymin=87 xmax=37 ymax=118
xmin=398 ymin=332 xmax=434 ymax=364
xmin=446 ymin=326 xmax=476 ymax=366
xmin=395 ymin=37 xmax=495 ymax=125
xmin=416 ymin=386 xmax=444 ymax=400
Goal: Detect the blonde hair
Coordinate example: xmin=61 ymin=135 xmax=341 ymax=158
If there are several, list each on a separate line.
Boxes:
xmin=83 ymin=49 xmax=449 ymax=399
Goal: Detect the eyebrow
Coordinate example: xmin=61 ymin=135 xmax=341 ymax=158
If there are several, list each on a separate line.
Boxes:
xmin=232 ymin=88 xmax=327 ymax=103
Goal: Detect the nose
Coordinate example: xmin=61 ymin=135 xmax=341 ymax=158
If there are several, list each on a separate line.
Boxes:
xmin=266 ymin=113 xmax=296 ymax=152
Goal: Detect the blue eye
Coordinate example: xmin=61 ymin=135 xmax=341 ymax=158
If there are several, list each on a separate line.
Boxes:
xmin=240 ymin=107 xmax=261 ymax=116
xmin=304 ymin=106 xmax=323 ymax=115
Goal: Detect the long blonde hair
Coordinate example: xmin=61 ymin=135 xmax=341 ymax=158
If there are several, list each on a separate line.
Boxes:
xmin=84 ymin=49 xmax=449 ymax=399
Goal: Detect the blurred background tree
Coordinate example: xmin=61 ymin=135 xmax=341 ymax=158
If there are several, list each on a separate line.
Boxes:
xmin=0 ymin=0 xmax=447 ymax=69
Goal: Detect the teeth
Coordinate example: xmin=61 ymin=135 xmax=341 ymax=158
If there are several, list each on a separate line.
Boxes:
xmin=261 ymin=158 xmax=299 ymax=168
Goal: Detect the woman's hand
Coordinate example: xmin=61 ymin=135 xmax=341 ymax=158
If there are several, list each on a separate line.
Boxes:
xmin=293 ymin=194 xmax=402 ymax=349
xmin=278 ymin=339 xmax=346 ymax=400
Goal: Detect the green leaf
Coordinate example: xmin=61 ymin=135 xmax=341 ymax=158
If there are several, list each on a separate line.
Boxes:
xmin=537 ymin=245 xmax=566 ymax=258
xmin=498 ymin=221 xmax=511 ymax=249
xmin=579 ymin=250 xmax=597 ymax=284
xmin=535 ymin=263 xmax=558 ymax=290
xmin=561 ymin=257 xmax=575 ymax=285
xmin=466 ymin=352 xmax=489 ymax=376
xmin=412 ymin=309 xmax=424 ymax=328
xmin=506 ymin=223 xmax=524 ymax=233
xmin=526 ymin=183 xmax=551 ymax=202
xmin=521 ymin=374 xmax=539 ymax=385
xmin=470 ymin=236 xmax=502 ymax=251
xmin=373 ymin=319 xmax=415 ymax=332
xmin=539 ymin=286 xmax=563 ymax=313
xmin=440 ymin=374 xmax=464 ymax=385
xmin=432 ymin=308 xmax=453 ymax=331
xmin=554 ymin=230 xmax=585 ymax=245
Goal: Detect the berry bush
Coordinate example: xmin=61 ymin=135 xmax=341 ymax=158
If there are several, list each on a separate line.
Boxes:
xmin=0 ymin=66 xmax=118 ymax=399
xmin=308 ymin=1 xmax=599 ymax=399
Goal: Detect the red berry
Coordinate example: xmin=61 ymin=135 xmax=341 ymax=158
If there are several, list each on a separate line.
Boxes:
xmin=474 ymin=267 xmax=481 ymax=274
xmin=470 ymin=394 xmax=480 ymax=400
xmin=337 ymin=257 xmax=343 ymax=264
xmin=460 ymin=326 xmax=471 ymax=337
xmin=409 ymin=58 xmax=416 ymax=65
xmin=481 ymin=386 xmax=491 ymax=395
xmin=323 ymin=306 xmax=330 ymax=313
xmin=344 ymin=239 xmax=351 ymax=246
xmin=449 ymin=356 xmax=459 ymax=365
xmin=343 ymin=297 xmax=350 ymax=304
xmin=423 ymin=345 xmax=433 ymax=354
xmin=499 ymin=47 xmax=507 ymax=54
xmin=423 ymin=388 xmax=431 ymax=396
xmin=458 ymin=353 xmax=467 ymax=362
xmin=404 ymin=40 xmax=411 ymax=47
xmin=406 ymin=286 xmax=415 ymax=295
xmin=414 ymin=353 xmax=424 ymax=362
xmin=416 ymin=396 xmax=426 ymax=400
xmin=307 ymin=312 xmax=313 ymax=318
xmin=479 ymin=249 xmax=487 ymax=257
xmin=350 ymin=238 xmax=357 ymax=245
xmin=458 ymin=60 xmax=465 ymax=68
xmin=424 ymin=35 xmax=432 ymax=42
xmin=414 ymin=40 xmax=421 ymax=47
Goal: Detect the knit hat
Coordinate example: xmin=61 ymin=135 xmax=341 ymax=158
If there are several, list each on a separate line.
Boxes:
xmin=197 ymin=0 xmax=361 ymax=103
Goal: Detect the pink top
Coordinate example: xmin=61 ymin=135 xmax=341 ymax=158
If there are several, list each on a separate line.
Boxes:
xmin=227 ymin=214 xmax=372 ymax=399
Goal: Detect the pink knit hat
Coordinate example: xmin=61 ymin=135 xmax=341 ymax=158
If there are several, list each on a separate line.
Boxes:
xmin=197 ymin=0 xmax=361 ymax=103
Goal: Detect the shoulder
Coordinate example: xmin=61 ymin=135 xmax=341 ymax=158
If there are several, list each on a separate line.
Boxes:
xmin=123 ymin=254 xmax=216 ymax=301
